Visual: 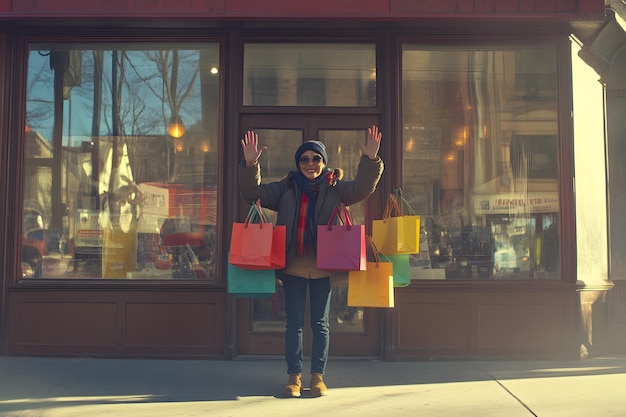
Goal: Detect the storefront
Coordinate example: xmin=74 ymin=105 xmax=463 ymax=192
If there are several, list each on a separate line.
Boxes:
xmin=0 ymin=0 xmax=612 ymax=359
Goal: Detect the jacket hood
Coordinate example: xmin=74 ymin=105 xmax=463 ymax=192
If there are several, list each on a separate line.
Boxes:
xmin=331 ymin=168 xmax=344 ymax=182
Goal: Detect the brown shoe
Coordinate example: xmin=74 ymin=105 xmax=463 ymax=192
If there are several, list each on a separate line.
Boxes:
xmin=283 ymin=373 xmax=302 ymax=398
xmin=310 ymin=373 xmax=328 ymax=397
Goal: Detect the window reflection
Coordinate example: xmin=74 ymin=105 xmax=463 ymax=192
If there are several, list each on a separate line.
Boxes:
xmin=402 ymin=45 xmax=560 ymax=280
xmin=243 ymin=43 xmax=376 ymax=107
xmin=22 ymin=44 xmax=220 ymax=280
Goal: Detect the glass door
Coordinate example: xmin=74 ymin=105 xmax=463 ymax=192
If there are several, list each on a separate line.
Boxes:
xmin=237 ymin=114 xmax=382 ymax=357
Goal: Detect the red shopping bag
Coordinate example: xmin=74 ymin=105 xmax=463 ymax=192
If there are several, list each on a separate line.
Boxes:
xmin=372 ymin=191 xmax=420 ymax=255
xmin=317 ymin=204 xmax=366 ymax=271
xmin=347 ymin=237 xmax=395 ymax=307
xmin=229 ymin=200 xmax=286 ymax=270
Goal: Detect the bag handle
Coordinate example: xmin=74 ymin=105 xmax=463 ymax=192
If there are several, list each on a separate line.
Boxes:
xmin=326 ymin=204 xmax=352 ymax=230
xmin=244 ymin=199 xmax=270 ymax=227
xmin=254 ymin=199 xmax=271 ymax=223
xmin=366 ymin=235 xmax=390 ymax=266
xmin=382 ymin=193 xmax=402 ymax=220
xmin=382 ymin=188 xmax=416 ymax=219
xmin=393 ymin=188 xmax=416 ymax=216
xmin=340 ymin=204 xmax=352 ymax=226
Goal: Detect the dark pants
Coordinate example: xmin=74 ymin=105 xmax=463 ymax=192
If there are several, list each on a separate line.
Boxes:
xmin=281 ymin=273 xmax=331 ymax=375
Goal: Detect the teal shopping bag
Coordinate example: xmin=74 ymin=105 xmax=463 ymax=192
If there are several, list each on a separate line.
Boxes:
xmin=227 ymin=260 xmax=276 ymax=298
xmin=385 ymin=253 xmax=411 ymax=287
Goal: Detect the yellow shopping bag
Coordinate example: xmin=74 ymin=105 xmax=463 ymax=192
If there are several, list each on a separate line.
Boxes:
xmin=347 ymin=237 xmax=394 ymax=308
xmin=372 ymin=192 xmax=420 ymax=255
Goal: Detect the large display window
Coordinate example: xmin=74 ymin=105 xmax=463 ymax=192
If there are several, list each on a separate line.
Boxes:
xmin=21 ymin=43 xmax=220 ymax=280
xmin=401 ymin=44 xmax=560 ymax=281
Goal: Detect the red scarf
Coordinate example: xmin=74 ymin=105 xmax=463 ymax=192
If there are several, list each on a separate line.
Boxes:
xmin=296 ymin=193 xmax=310 ymax=255
xmin=294 ymin=170 xmax=335 ymax=255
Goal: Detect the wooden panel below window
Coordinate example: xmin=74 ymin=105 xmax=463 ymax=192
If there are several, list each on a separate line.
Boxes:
xmin=396 ymin=302 xmax=472 ymax=350
xmin=7 ymin=289 xmax=226 ymax=358
xmin=15 ymin=301 xmax=118 ymax=346
xmin=477 ymin=303 xmax=566 ymax=351
xmin=126 ymin=302 xmax=219 ymax=348
xmin=392 ymin=288 xmax=578 ymax=359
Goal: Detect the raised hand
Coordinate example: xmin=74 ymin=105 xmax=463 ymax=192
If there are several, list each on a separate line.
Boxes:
xmin=241 ymin=130 xmax=268 ymax=167
xmin=362 ymin=125 xmax=382 ymax=160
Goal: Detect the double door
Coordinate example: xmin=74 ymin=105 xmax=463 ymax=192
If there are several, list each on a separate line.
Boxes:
xmin=237 ymin=114 xmax=383 ymax=357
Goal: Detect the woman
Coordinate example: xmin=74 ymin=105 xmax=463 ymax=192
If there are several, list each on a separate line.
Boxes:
xmin=238 ymin=126 xmax=383 ymax=397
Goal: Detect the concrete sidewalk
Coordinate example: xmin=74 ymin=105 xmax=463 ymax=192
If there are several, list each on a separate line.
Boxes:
xmin=0 ymin=355 xmax=625 ymax=417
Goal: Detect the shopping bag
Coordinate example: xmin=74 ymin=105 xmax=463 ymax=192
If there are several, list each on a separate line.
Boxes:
xmin=372 ymin=192 xmax=420 ymax=255
xmin=347 ymin=237 xmax=394 ymax=307
xmin=229 ymin=200 xmax=286 ymax=270
xmin=227 ymin=261 xmax=276 ymax=298
xmin=347 ymin=262 xmax=394 ymax=307
xmin=386 ymin=253 xmax=411 ymax=287
xmin=317 ymin=204 xmax=366 ymax=271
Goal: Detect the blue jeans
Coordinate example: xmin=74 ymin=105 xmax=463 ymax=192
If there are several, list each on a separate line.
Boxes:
xmin=280 ymin=273 xmax=331 ymax=375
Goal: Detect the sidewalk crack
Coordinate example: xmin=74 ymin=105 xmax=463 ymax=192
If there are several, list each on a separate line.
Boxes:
xmin=484 ymin=371 xmax=537 ymax=417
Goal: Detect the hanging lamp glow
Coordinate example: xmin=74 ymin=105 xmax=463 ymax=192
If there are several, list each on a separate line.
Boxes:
xmin=167 ymin=116 xmax=186 ymax=138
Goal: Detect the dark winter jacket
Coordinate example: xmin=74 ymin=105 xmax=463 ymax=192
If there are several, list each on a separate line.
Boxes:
xmin=238 ymin=154 xmax=384 ymax=270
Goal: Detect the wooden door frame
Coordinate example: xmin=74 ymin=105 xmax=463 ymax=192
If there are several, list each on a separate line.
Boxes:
xmin=236 ymin=113 xmax=384 ymax=357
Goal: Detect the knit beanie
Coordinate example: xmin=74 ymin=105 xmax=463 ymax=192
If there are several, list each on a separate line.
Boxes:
xmin=294 ymin=140 xmax=328 ymax=168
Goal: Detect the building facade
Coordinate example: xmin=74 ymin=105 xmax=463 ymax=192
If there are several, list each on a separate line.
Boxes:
xmin=0 ymin=0 xmax=620 ymax=360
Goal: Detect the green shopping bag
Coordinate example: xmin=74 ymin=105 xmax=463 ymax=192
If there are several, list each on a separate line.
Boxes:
xmin=227 ymin=260 xmax=276 ymax=298
xmin=386 ymin=253 xmax=411 ymax=287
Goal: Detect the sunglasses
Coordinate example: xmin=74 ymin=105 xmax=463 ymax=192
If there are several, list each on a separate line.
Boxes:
xmin=299 ymin=155 xmax=323 ymax=164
